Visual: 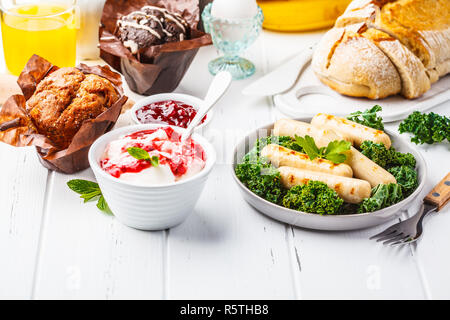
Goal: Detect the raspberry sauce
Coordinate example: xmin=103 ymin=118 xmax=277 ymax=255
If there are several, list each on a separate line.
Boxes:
xmin=136 ymin=100 xmax=207 ymax=129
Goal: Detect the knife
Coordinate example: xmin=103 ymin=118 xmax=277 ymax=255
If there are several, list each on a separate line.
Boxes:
xmin=242 ymin=44 xmax=316 ymax=97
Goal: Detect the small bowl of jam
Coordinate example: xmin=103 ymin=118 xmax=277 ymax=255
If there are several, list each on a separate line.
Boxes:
xmin=131 ymin=93 xmax=213 ymax=130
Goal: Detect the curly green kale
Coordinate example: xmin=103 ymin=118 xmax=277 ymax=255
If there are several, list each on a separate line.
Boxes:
xmin=360 ymin=141 xmax=416 ymax=169
xmin=399 ymin=111 xmax=450 ymax=145
xmin=348 ymin=105 xmax=384 ymax=131
xmin=358 ymin=183 xmax=404 ymax=213
xmin=235 ymin=160 xmax=286 ymax=205
xmin=360 ymin=141 xmax=390 ymax=168
xmin=282 ymin=181 xmax=344 ymax=215
xmin=244 ymin=136 xmax=304 ymax=163
xmin=388 ymin=166 xmax=418 ymax=197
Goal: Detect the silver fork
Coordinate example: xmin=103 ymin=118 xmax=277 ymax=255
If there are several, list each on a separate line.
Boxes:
xmin=370 ymin=173 xmax=450 ymax=246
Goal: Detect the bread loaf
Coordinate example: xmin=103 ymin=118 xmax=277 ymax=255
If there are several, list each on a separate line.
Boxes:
xmin=313 ymin=0 xmax=449 ymax=99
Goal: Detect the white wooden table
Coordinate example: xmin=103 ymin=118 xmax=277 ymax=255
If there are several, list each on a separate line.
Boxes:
xmin=1 ymin=29 xmax=449 ymax=300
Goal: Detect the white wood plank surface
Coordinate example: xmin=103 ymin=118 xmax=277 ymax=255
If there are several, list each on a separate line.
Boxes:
xmin=262 ymin=32 xmax=436 ymax=300
xmin=32 ymin=170 xmax=165 ymax=299
xmin=398 ymin=103 xmax=450 ymax=300
xmin=166 ymin=42 xmax=296 ymax=299
xmin=0 ymin=26 xmax=449 ymax=299
xmin=0 ymin=145 xmax=48 ymax=299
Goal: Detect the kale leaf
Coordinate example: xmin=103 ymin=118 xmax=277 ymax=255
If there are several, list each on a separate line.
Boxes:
xmin=358 ymin=183 xmax=404 ymax=213
xmin=282 ymin=181 xmax=344 ymax=215
xmin=348 ymin=105 xmax=384 ymax=131
xmin=360 ymin=141 xmax=416 ymax=169
xmin=360 ymin=141 xmax=390 ymax=168
xmin=235 ymin=159 xmax=286 ymax=205
xmin=399 ymin=111 xmax=450 ymax=145
xmin=388 ymin=166 xmax=419 ymax=197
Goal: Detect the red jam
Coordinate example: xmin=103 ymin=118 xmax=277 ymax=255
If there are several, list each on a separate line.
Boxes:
xmin=100 ymin=127 xmax=206 ymax=179
xmin=136 ymin=100 xmax=207 ymax=129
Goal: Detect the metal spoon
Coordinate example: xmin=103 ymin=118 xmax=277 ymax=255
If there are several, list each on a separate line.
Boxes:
xmin=181 ymin=71 xmax=232 ymax=141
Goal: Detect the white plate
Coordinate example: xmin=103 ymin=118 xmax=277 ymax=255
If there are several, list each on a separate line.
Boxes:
xmin=231 ymin=118 xmax=427 ymax=231
xmin=273 ymin=55 xmax=450 ymax=123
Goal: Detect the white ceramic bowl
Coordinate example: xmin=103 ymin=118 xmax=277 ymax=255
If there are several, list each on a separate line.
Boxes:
xmin=89 ymin=124 xmax=216 ymax=231
xmin=130 ymin=93 xmax=213 ymax=130
xmin=231 ymin=118 xmax=427 ymax=231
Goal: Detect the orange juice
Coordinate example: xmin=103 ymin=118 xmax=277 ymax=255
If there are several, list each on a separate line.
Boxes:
xmin=1 ymin=3 xmax=77 ymax=75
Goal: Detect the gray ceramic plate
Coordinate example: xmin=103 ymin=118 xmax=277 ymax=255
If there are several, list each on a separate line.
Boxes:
xmin=231 ymin=118 xmax=427 ymax=231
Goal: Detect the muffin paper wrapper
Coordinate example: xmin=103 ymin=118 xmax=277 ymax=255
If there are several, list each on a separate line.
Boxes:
xmin=99 ymin=0 xmax=212 ymax=95
xmin=0 ymin=55 xmax=128 ymax=174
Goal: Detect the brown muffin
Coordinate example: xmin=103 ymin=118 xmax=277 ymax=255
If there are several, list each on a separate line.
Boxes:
xmin=27 ymin=68 xmax=119 ymax=149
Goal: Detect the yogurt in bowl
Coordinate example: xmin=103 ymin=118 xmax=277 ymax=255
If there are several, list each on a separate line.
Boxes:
xmin=100 ymin=127 xmax=206 ymax=186
xmin=89 ymin=124 xmax=216 ymax=230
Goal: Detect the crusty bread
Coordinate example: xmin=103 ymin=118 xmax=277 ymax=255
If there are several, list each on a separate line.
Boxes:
xmin=336 ymin=0 xmax=450 ymax=79
xmin=314 ymin=0 xmax=449 ymax=99
xmin=312 ymin=25 xmax=402 ymax=99
xmin=361 ymin=28 xmax=430 ymax=98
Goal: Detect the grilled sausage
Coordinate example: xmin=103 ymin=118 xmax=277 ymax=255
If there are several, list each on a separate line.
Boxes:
xmin=273 ymin=118 xmax=396 ymax=187
xmin=345 ymin=146 xmax=397 ymax=187
xmin=261 ymin=144 xmax=353 ymax=177
xmin=274 ymin=119 xmax=342 ymax=147
xmin=311 ymin=113 xmax=391 ymax=148
xmin=279 ymin=166 xmax=372 ymax=204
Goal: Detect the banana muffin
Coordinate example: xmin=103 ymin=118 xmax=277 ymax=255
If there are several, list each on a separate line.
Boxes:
xmin=27 ymin=67 xmax=119 ymax=149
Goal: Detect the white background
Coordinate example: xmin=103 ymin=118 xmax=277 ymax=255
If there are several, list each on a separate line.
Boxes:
xmin=0 ymin=27 xmax=449 ymax=299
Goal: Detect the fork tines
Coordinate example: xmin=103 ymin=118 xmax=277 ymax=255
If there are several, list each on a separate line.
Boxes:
xmin=370 ymin=227 xmax=411 ymax=246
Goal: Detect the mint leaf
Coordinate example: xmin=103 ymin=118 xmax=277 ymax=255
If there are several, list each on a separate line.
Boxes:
xmin=150 ymin=156 xmax=159 ymax=167
xmin=97 ymin=195 xmax=113 ymax=216
xmin=128 ymin=147 xmax=159 ymax=167
xmin=127 ymin=147 xmax=150 ymax=161
xmin=67 ymin=179 xmax=100 ymax=195
xmin=81 ymin=190 xmax=102 ymax=203
xmin=67 ymin=179 xmax=113 ymax=216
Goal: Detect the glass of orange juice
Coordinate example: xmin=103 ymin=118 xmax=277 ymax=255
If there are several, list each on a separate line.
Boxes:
xmin=0 ymin=0 xmax=77 ymax=75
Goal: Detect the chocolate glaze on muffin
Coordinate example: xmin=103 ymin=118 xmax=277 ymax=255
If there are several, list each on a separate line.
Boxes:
xmin=116 ymin=5 xmax=190 ymax=54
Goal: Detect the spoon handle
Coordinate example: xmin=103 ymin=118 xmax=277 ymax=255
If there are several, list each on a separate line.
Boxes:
xmin=182 ymin=72 xmax=232 ymax=141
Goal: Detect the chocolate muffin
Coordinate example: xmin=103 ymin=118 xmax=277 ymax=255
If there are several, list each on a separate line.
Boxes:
xmin=116 ymin=5 xmax=190 ymax=54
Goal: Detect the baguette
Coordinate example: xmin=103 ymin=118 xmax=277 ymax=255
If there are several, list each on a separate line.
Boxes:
xmin=311 ymin=113 xmax=392 ymax=148
xmin=279 ymin=166 xmax=372 ymax=204
xmin=261 ymin=144 xmax=353 ymax=177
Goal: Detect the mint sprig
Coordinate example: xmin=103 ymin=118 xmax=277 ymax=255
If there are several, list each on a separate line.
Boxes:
xmin=294 ymin=135 xmax=351 ymax=164
xmin=67 ymin=179 xmax=112 ymax=215
xmin=127 ymin=147 xmax=159 ymax=167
